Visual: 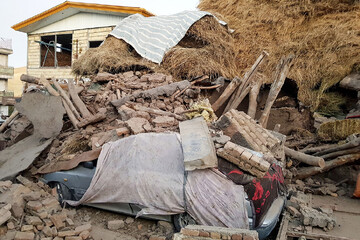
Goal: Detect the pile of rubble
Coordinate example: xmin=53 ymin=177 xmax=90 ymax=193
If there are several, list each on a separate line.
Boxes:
xmin=0 ymin=176 xmax=91 ymax=240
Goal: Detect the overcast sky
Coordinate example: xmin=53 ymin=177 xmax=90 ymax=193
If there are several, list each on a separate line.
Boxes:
xmin=0 ymin=0 xmax=199 ymax=68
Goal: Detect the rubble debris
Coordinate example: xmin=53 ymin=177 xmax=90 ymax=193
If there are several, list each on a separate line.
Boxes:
xmin=300 ymin=206 xmax=336 ymax=231
xmin=174 ymin=225 xmax=259 ymax=240
xmin=217 ymin=141 xmax=271 ymax=178
xmin=216 ymin=109 xmax=284 ymax=162
xmin=15 ymin=93 xmax=65 ymax=139
xmin=0 ymin=110 xmax=19 ymax=133
xmin=179 ymin=117 xmax=217 ymax=171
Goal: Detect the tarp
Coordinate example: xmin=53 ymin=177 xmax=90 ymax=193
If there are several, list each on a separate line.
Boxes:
xmin=110 ymin=11 xmax=211 ymax=64
xmin=68 ymin=133 xmax=248 ymax=228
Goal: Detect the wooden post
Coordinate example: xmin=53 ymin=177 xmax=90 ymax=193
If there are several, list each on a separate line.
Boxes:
xmin=285 ymin=146 xmax=325 ymax=168
xmin=224 ymin=51 xmax=268 ymax=112
xmin=67 ymin=79 xmax=92 ymax=118
xmin=0 ymin=110 xmax=19 ymax=133
xmin=61 ymin=98 xmax=79 ymax=130
xmin=247 ymin=80 xmax=262 ymax=118
xmin=212 ymin=77 xmax=241 ymax=112
xmin=259 ymin=54 xmax=294 ymax=128
xmin=52 ymin=79 xmax=81 ymax=120
xmin=38 ymin=75 xmax=60 ymax=97
xmin=296 ymin=153 xmax=360 ymax=179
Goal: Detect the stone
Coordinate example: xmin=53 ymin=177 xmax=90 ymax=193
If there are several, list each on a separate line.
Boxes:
xmin=0 ymin=180 xmax=12 ymax=188
xmin=0 ymin=208 xmax=11 ymax=226
xmin=287 ymin=206 xmax=301 ymax=217
xmin=26 ymin=201 xmax=42 ymax=212
xmin=74 ymin=224 xmax=92 ymax=234
xmin=23 ymin=192 xmax=42 ymax=201
xmin=21 ymin=225 xmax=33 ymax=232
xmin=42 ymin=226 xmax=53 ymax=237
xmin=107 ymin=220 xmax=125 ymax=230
xmin=79 ymin=230 xmax=90 ymax=240
xmin=58 ymin=230 xmax=76 ymax=237
xmin=147 ymin=73 xmax=166 ymax=83
xmin=124 ymin=217 xmax=134 ymax=224
xmin=125 ymin=117 xmax=151 ymax=134
xmin=213 ymin=135 xmax=231 ymax=145
xmin=149 ymin=236 xmax=166 ymax=240
xmin=123 ymin=71 xmax=134 ymax=79
xmin=152 ymin=116 xmax=176 ymax=128
xmin=51 ymin=227 xmax=57 ymax=237
xmin=14 ymin=231 xmax=35 ymax=240
xmin=50 ymin=214 xmax=65 ymax=230
xmin=231 ymin=234 xmax=243 ymax=240
xmin=65 ymin=237 xmax=82 ymax=240
xmin=157 ymin=221 xmax=173 ymax=234
xmin=65 ymin=218 xmax=74 ymax=226
xmin=339 ymin=73 xmax=360 ymax=91
xmin=36 ymin=225 xmax=44 ymax=231
xmin=115 ymin=127 xmax=130 ymax=137
xmin=25 ymin=216 xmax=42 ymax=225
xmin=180 ymin=228 xmax=199 ymax=236
xmin=7 ymin=221 xmax=15 ymax=230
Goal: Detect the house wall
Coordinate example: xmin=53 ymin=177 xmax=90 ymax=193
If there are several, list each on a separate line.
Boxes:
xmin=0 ymin=54 xmax=8 ymax=67
xmin=27 ymin=26 xmax=114 ymax=79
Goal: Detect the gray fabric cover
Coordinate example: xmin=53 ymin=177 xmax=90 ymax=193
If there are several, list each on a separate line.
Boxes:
xmin=110 ymin=11 xmax=210 ymax=63
xmin=68 ymin=133 xmax=248 ymax=228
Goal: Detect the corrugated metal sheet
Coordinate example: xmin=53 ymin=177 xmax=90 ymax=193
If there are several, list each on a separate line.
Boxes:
xmin=31 ymin=12 xmax=125 ymax=34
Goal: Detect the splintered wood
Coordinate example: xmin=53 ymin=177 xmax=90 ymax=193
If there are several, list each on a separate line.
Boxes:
xmin=217 ymin=141 xmax=270 ymax=178
xmin=216 ymin=109 xmax=284 ymax=162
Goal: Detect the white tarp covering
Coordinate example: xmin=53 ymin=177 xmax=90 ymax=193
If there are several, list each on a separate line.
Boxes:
xmin=109 ymin=11 xmax=211 ymax=64
xmin=68 ymin=133 xmax=248 ymax=228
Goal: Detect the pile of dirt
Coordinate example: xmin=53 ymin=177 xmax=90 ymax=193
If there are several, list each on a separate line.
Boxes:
xmin=198 ymin=0 xmax=360 ymax=112
xmin=72 ymin=15 xmax=238 ymax=80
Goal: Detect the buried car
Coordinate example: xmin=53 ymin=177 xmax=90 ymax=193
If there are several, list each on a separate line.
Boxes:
xmin=42 ymin=133 xmax=285 ymax=239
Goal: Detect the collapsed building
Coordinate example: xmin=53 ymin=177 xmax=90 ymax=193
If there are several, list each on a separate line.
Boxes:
xmin=1 ymin=1 xmax=360 ymax=240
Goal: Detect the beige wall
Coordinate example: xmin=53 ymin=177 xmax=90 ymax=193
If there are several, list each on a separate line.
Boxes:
xmin=8 ymin=67 xmax=26 ymax=97
xmin=27 ymin=26 xmax=113 ymax=79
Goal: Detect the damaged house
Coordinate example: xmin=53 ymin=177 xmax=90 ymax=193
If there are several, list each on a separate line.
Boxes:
xmin=11 ymin=1 xmax=153 ymax=79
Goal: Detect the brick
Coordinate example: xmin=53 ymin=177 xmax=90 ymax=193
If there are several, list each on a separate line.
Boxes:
xmin=50 ymin=214 xmax=66 ymax=229
xmin=210 ymin=232 xmax=221 ymax=239
xmin=65 ymin=237 xmax=82 ymax=240
xmin=231 ymin=234 xmax=243 ymax=240
xmin=0 ymin=208 xmax=11 ymax=225
xmin=53 ymin=237 xmax=63 ymax=240
xmin=125 ymin=117 xmax=151 ymax=134
xmin=199 ymin=231 xmax=210 ymax=237
xmin=79 ymin=230 xmax=90 ymax=240
xmin=26 ymin=201 xmax=42 ymax=212
xmin=242 ymin=236 xmax=256 ymax=240
xmin=21 ymin=225 xmax=33 ymax=232
xmin=65 ymin=218 xmax=74 ymax=226
xmin=115 ymin=127 xmax=130 ymax=136
xmin=149 ymin=236 xmax=166 ymax=240
xmin=74 ymin=224 xmax=91 ymax=234
xmin=58 ymin=230 xmax=76 ymax=237
xmin=107 ymin=220 xmax=124 ymax=230
xmin=0 ymin=180 xmax=12 ymax=188
xmin=41 ymin=238 xmax=52 ymax=240
xmin=152 ymin=116 xmax=176 ymax=128
xmin=25 ymin=216 xmax=42 ymax=225
xmin=14 ymin=231 xmax=35 ymax=240
xmin=43 ymin=219 xmax=53 ymax=227
xmin=33 ymin=211 xmax=48 ymax=219
xmin=42 ymin=226 xmax=53 ymax=237
xmin=23 ymin=192 xmax=41 ymax=201
xmin=180 ymin=228 xmax=199 ymax=237
xmin=7 ymin=221 xmax=15 ymax=230
xmin=36 ymin=225 xmax=44 ymax=231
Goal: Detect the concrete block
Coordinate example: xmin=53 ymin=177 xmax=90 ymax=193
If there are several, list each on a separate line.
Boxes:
xmin=179 ymin=117 xmax=217 ymax=171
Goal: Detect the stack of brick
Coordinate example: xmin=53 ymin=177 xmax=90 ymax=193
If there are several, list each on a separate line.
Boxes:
xmin=0 ymin=176 xmax=92 ymax=240
xmin=217 ymin=142 xmax=271 ymax=178
xmin=173 ymin=225 xmax=259 ymax=240
xmin=216 ymin=109 xmax=285 ymax=163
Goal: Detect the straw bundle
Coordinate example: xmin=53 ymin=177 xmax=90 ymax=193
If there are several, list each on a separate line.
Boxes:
xmin=72 ymin=15 xmax=238 ymax=81
xmin=198 ymin=0 xmax=360 ymax=111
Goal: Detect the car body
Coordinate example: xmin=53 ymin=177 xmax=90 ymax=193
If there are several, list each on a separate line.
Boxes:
xmin=42 ymin=162 xmax=285 ymax=239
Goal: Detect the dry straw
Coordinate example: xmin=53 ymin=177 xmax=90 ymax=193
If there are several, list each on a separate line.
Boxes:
xmin=73 ymin=16 xmax=238 ymax=80
xmin=198 ymin=0 xmax=360 ymax=111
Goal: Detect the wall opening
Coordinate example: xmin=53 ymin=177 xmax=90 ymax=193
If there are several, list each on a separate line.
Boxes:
xmin=40 ymin=34 xmax=72 ymax=67
xmin=89 ymin=40 xmax=103 ymax=48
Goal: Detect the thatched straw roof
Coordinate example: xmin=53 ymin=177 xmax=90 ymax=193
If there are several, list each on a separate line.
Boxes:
xmin=198 ymin=0 xmax=360 ymax=112
xmin=72 ymin=15 xmax=238 ymax=80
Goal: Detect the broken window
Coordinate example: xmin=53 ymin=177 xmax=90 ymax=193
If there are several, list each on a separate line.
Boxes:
xmin=40 ymin=34 xmax=72 ymax=67
xmin=89 ymin=41 xmax=103 ymax=48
